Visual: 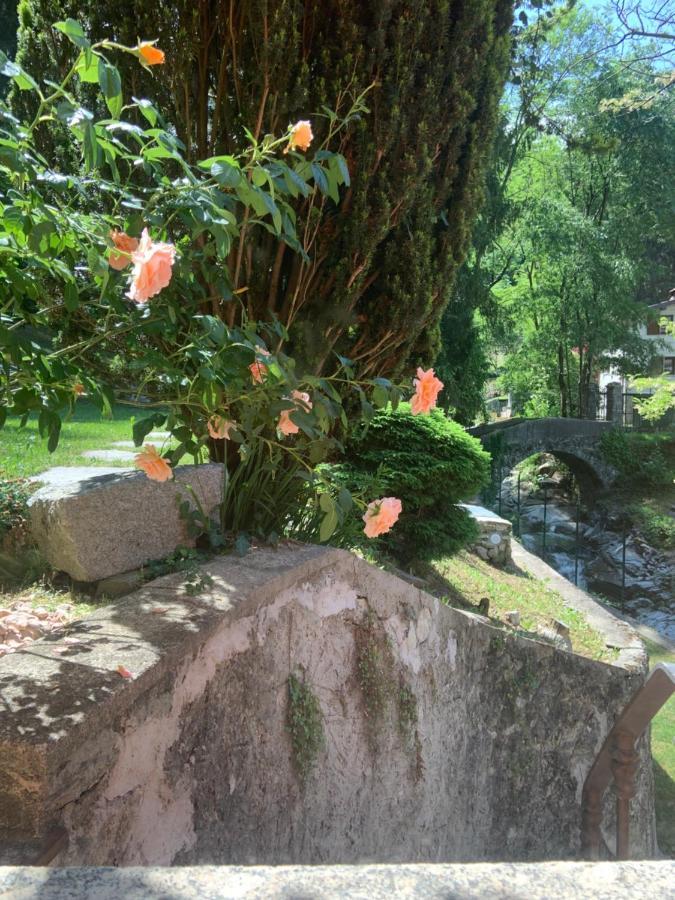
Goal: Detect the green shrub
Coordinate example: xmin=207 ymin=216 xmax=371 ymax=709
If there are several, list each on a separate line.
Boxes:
xmin=0 ymin=477 xmax=32 ymax=538
xmin=337 ymin=406 xmax=491 ymax=562
xmin=626 ymin=503 xmax=675 ymax=551
xmin=600 ymin=430 xmax=674 ymax=486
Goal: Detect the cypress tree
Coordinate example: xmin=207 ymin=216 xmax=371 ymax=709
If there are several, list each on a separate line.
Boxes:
xmin=0 ymin=0 xmax=19 ymax=94
xmin=13 ymin=0 xmax=513 ymax=377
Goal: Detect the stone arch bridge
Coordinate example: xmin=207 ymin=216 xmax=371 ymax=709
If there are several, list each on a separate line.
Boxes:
xmin=467 ymin=418 xmax=618 ymax=489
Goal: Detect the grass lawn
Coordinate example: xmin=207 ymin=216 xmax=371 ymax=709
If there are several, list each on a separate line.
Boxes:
xmin=431 ymin=550 xmax=611 ymax=662
xmin=1 ymin=583 xmax=102 ymax=620
xmin=0 ymin=402 xmax=172 ymax=479
xmin=642 ymin=637 xmax=675 ymax=858
xmin=433 ymin=551 xmax=674 ymax=855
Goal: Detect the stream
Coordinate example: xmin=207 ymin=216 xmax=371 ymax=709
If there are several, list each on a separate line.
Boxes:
xmin=496 ymin=465 xmax=675 ymax=642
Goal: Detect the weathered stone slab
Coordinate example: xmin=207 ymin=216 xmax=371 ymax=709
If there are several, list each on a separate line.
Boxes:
xmin=28 ymin=465 xmax=224 ymax=582
xmin=0 ymin=862 xmax=673 ymax=899
xmin=0 ymin=546 xmax=653 ymax=866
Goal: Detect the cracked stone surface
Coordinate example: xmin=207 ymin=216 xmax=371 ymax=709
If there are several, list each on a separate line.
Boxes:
xmin=0 ymin=862 xmax=673 ymax=899
xmin=27 ymin=464 xmax=224 ymax=581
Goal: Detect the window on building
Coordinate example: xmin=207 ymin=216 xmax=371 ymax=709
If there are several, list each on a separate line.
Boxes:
xmin=663 ymin=357 xmax=675 ymax=375
xmin=659 ymin=315 xmax=674 ymax=335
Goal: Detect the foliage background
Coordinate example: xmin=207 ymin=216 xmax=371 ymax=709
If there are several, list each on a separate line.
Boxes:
xmin=12 ymin=0 xmax=514 ymax=379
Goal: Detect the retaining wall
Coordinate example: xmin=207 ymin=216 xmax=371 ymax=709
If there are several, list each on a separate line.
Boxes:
xmin=0 ymin=546 xmax=654 ymax=865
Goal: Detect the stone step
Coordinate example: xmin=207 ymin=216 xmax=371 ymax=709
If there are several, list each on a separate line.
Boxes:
xmin=0 ymin=862 xmax=672 ymax=898
xmin=81 ymin=450 xmax=138 ymax=462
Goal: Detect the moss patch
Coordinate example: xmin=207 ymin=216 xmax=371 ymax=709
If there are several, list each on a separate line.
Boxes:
xmin=287 ymin=670 xmax=325 ymax=784
xmin=354 ymin=609 xmax=394 ymax=748
xmin=354 ymin=606 xmax=423 ymax=772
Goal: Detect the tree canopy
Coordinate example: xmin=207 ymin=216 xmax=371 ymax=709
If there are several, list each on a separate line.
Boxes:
xmin=437 ymin=2 xmax=675 ymax=420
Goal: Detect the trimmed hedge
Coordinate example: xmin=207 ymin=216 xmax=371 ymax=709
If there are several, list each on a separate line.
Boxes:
xmin=337 ymin=406 xmax=491 ymax=561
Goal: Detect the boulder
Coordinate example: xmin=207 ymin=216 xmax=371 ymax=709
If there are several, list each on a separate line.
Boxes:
xmin=28 ymin=465 xmax=224 ymax=582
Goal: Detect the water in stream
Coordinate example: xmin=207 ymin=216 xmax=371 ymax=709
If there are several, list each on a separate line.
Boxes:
xmin=495 ymin=464 xmax=675 ymax=642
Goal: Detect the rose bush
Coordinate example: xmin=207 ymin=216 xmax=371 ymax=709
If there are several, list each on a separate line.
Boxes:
xmin=0 ymin=21 xmax=453 ymax=546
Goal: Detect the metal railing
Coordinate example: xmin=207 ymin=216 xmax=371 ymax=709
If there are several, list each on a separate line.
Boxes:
xmin=581 ymin=391 xmax=674 ymax=430
xmin=485 ymin=471 xmax=632 ymax=596
xmin=582 ymin=663 xmax=675 ymax=860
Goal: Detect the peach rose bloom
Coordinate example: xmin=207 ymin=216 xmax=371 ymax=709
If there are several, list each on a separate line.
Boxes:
xmin=72 ymin=382 xmax=85 ymax=396
xmin=207 ymin=415 xmax=236 ymax=440
xmin=285 ymin=120 xmax=313 ymax=153
xmin=411 ymin=367 xmax=444 ymax=415
xmin=108 ymin=230 xmax=139 ymax=271
xmin=138 ymin=42 xmax=165 ymax=65
xmin=363 ymin=497 xmax=402 ymax=538
xmin=127 ymin=228 xmax=176 ymax=304
xmin=135 ymin=444 xmax=173 ymax=482
xmin=249 ymin=347 xmax=271 ymax=384
xmin=278 ymin=391 xmax=312 ymax=436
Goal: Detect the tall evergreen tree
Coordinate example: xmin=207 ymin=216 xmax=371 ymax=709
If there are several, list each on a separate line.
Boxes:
xmin=13 ymin=0 xmax=513 ymax=376
xmin=0 ymin=0 xmax=19 ymax=95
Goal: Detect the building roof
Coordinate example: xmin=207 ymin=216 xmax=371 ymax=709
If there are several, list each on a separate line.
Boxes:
xmin=647 ymin=290 xmax=675 ymax=309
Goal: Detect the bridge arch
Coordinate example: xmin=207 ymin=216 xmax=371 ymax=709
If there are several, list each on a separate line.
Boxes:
xmin=468 ymin=418 xmax=618 ymax=490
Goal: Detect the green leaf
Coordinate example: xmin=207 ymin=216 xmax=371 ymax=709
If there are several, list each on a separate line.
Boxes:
xmin=210 ymin=160 xmax=241 ymax=188
xmin=63 ymin=282 xmax=79 ymax=312
xmin=98 ymin=60 xmax=122 ymax=119
xmin=132 ymin=97 xmax=158 ymax=126
xmin=335 ymin=153 xmax=350 ymax=187
xmin=198 ymin=154 xmax=240 ymax=170
xmin=372 ymin=384 xmax=389 ymax=409
xmin=199 ymin=315 xmax=227 ymax=345
xmin=82 ymin=121 xmax=100 ymax=171
xmin=283 ymin=167 xmax=311 ymax=198
xmin=132 ymin=413 xmax=167 ymax=447
xmin=47 ymin=418 xmax=62 ymax=453
xmin=311 ymin=163 xmax=329 ymax=196
xmin=28 ymin=221 xmax=56 ymax=253
xmin=319 ymin=506 xmax=339 ymax=542
xmin=261 ymin=192 xmax=282 ymax=234
xmin=76 ymin=48 xmax=100 ymax=83
xmin=337 ymin=488 xmax=353 ymax=512
xmin=54 ymin=19 xmax=90 ymax=48
xmin=86 ymin=246 xmax=107 ymax=277
xmin=0 ymin=58 xmax=38 ymax=91
xmin=234 ymin=534 xmax=251 ymax=557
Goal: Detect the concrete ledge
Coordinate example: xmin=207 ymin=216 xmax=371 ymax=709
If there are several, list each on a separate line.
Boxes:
xmin=1 ymin=862 xmax=673 ymax=899
xmin=510 ymin=540 xmax=646 ymax=671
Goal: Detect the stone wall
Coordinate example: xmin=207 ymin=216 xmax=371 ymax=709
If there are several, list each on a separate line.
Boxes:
xmin=0 ymin=546 xmax=654 ymax=866
xmin=461 ymin=503 xmax=512 ymax=565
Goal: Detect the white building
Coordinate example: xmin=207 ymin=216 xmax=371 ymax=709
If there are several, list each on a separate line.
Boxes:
xmin=640 ymin=294 xmax=675 ymax=379
xmin=598 ymin=291 xmax=675 ymax=393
